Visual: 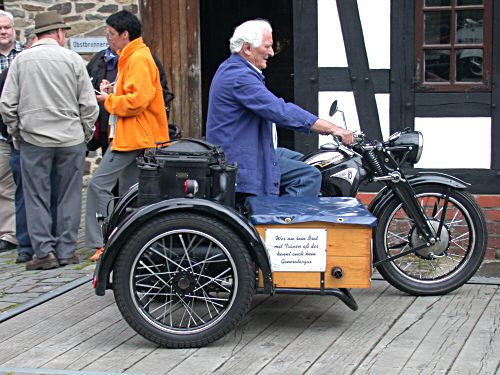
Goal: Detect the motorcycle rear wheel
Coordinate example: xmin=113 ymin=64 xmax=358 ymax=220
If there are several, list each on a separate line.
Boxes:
xmin=374 ymin=184 xmax=487 ymax=296
xmin=113 ymin=212 xmax=255 ymax=348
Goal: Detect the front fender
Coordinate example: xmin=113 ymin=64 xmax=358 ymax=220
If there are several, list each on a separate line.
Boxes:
xmin=368 ymin=171 xmax=469 ymax=218
xmin=94 ymin=198 xmax=272 ymax=296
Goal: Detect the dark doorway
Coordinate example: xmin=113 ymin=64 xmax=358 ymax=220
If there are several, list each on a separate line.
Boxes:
xmin=200 ymin=0 xmax=295 ymax=149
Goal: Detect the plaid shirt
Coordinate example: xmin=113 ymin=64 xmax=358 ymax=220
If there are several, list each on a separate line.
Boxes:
xmin=0 ymin=40 xmax=23 ymax=75
xmin=0 ymin=40 xmax=23 ymax=141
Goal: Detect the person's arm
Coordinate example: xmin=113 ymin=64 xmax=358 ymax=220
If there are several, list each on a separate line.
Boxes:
xmin=310 ymin=118 xmax=353 ymax=145
xmin=76 ymin=59 xmax=99 ymax=142
xmin=103 ymin=54 xmax=157 ymax=117
xmin=0 ymin=62 xmax=21 ymax=145
xmin=233 ymin=72 xmax=353 ymax=145
xmin=233 ymin=75 xmax=318 ymax=132
xmin=0 ymin=68 xmax=10 ymax=141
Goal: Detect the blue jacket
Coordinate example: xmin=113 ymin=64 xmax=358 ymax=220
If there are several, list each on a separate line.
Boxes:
xmin=206 ymin=54 xmax=318 ymax=196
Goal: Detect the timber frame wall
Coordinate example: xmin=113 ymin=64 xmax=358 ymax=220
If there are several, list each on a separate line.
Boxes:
xmin=295 ymin=0 xmax=500 ymax=194
xmin=139 ymin=0 xmax=500 ymax=194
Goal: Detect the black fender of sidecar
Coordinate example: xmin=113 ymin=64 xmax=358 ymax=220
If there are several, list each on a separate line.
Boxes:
xmin=93 ymin=197 xmax=273 ymax=296
xmin=368 ymin=171 xmax=469 ymax=218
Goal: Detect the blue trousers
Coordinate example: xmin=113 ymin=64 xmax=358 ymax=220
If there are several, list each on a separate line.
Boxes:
xmin=276 ymin=147 xmax=321 ymax=197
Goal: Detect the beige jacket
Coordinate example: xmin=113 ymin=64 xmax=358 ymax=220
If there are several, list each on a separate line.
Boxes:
xmin=0 ymin=38 xmax=98 ymax=148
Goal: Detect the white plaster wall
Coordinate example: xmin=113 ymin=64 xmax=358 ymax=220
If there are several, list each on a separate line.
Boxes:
xmin=318 ymin=0 xmax=347 ymax=67
xmin=318 ymin=91 xmax=390 ymax=146
xmin=318 ymin=0 xmax=390 ymax=69
xmin=414 ymin=118 xmax=491 ymax=168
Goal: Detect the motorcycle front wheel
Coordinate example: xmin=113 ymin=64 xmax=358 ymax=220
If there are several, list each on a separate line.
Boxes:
xmin=113 ymin=212 xmax=255 ymax=348
xmin=374 ymin=184 xmax=487 ymax=296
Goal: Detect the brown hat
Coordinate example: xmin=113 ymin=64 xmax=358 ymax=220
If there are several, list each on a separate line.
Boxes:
xmin=33 ymin=11 xmax=71 ymax=34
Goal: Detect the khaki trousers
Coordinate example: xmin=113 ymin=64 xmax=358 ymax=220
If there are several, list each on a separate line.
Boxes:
xmin=0 ymin=141 xmax=16 ymax=244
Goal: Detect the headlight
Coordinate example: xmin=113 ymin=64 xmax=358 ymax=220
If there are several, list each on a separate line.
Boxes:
xmin=390 ymin=131 xmax=424 ymax=164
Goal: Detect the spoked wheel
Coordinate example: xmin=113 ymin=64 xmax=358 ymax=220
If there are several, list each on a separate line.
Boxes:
xmin=113 ymin=213 xmax=255 ymax=348
xmin=374 ymin=184 xmax=487 ymax=296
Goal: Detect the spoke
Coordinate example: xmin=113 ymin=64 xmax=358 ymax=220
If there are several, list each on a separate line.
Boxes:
xmin=451 ymin=231 xmax=470 ymax=244
xmin=179 ymin=234 xmax=196 ymax=270
xmin=150 ymin=295 xmax=182 ymax=319
xmin=431 ymin=197 xmax=441 ymax=218
xmin=137 ymin=260 xmax=170 ymax=286
xmin=176 ymin=293 xmax=207 ymax=327
xmin=193 ymin=267 xmax=233 ymax=294
xmin=148 ymin=245 xmax=189 ymax=273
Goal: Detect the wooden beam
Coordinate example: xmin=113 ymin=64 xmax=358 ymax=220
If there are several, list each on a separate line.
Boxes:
xmin=293 ymin=0 xmax=319 ymax=154
xmin=491 ymin=0 xmax=500 ymax=169
xmin=390 ymin=0 xmax=415 ymax=134
xmin=336 ymin=0 xmax=383 ymax=141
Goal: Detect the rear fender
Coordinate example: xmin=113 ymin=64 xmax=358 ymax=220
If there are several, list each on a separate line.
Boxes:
xmin=94 ymin=198 xmax=272 ymax=296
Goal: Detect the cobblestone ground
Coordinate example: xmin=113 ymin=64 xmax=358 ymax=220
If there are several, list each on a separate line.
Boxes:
xmin=0 ymin=154 xmax=101 ymax=315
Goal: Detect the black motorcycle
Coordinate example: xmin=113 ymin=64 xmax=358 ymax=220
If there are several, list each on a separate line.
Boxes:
xmin=302 ymin=102 xmax=487 ymax=296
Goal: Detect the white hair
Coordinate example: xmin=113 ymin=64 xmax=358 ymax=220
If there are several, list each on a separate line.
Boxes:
xmin=0 ymin=10 xmax=14 ymax=25
xmin=229 ymin=19 xmax=272 ymax=54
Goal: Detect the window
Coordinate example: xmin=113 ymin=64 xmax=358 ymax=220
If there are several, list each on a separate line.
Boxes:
xmin=415 ymin=0 xmax=492 ymax=91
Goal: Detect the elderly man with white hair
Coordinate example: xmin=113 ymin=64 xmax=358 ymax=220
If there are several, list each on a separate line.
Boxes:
xmin=0 ymin=9 xmax=22 ymax=253
xmin=206 ymin=19 xmax=353 ymax=206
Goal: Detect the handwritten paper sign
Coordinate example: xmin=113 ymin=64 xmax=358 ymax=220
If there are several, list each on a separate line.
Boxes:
xmin=265 ymin=228 xmax=327 ymax=272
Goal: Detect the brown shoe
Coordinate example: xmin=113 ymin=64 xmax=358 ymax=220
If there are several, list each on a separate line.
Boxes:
xmin=26 ymin=252 xmax=59 ymax=271
xmin=59 ymin=255 xmax=80 ymax=266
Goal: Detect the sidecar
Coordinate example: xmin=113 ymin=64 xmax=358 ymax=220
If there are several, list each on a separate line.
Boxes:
xmin=92 ymin=139 xmax=377 ymax=348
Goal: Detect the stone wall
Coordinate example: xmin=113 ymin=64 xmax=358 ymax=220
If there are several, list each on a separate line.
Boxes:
xmin=4 ymin=0 xmax=140 ymax=46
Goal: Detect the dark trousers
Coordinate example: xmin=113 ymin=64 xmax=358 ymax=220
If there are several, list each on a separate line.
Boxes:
xmin=10 ymin=146 xmax=58 ymax=256
xmin=20 ymin=142 xmax=85 ymax=259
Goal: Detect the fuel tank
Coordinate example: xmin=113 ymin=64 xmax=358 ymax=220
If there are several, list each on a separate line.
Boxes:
xmin=302 ymin=144 xmax=366 ymax=197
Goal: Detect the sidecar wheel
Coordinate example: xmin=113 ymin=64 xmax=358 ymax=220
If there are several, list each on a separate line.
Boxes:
xmin=113 ymin=212 xmax=255 ymax=348
xmin=374 ymin=185 xmax=487 ymax=296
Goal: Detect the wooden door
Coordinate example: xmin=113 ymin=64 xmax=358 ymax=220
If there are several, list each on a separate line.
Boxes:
xmin=139 ymin=0 xmax=202 ymax=138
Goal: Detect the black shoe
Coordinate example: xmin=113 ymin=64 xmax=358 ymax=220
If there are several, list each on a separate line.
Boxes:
xmin=15 ymin=253 xmax=33 ymax=263
xmin=0 ymin=239 xmax=17 ymax=253
xmin=26 ymin=252 xmax=59 ymax=270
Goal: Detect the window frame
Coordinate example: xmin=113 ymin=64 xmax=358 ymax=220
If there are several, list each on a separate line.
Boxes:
xmin=415 ymin=0 xmax=492 ymax=92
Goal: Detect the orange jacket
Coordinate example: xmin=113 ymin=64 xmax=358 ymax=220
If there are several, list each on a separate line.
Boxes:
xmin=104 ymin=37 xmax=169 ymax=151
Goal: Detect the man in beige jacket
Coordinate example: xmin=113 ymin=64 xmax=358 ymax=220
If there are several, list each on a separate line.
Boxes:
xmin=0 ymin=11 xmax=98 ymax=270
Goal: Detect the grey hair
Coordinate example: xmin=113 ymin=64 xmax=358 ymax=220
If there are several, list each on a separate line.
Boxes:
xmin=229 ymin=19 xmax=272 ymax=54
xmin=0 ymin=10 xmax=14 ymax=25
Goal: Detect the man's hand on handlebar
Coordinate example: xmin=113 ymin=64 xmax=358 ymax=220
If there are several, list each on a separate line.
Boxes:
xmin=310 ymin=118 xmax=355 ymax=146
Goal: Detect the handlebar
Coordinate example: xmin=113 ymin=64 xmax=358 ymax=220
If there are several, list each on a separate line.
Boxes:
xmin=332 ymin=132 xmax=365 ymax=145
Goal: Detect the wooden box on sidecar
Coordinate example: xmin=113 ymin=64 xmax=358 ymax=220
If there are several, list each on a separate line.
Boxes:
xmin=246 ymin=196 xmax=377 ymax=289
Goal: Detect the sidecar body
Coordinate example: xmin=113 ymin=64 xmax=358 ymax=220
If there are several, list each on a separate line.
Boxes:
xmin=92 ymin=139 xmax=376 ymax=348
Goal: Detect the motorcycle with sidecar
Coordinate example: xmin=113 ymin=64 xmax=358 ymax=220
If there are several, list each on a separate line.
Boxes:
xmin=93 ymin=115 xmax=487 ymax=349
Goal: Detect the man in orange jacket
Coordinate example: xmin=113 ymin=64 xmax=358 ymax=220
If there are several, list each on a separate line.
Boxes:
xmin=85 ymin=10 xmax=169 ymax=261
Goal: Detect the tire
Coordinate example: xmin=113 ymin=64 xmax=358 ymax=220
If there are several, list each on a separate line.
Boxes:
xmin=113 ymin=212 xmax=255 ymax=348
xmin=374 ymin=184 xmax=487 ymax=296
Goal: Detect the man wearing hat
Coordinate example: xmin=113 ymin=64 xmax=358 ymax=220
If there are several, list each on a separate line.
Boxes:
xmin=0 ymin=11 xmax=99 ymax=270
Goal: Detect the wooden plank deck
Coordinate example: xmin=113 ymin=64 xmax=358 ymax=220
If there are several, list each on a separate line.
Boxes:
xmin=0 ymin=280 xmax=498 ymax=375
